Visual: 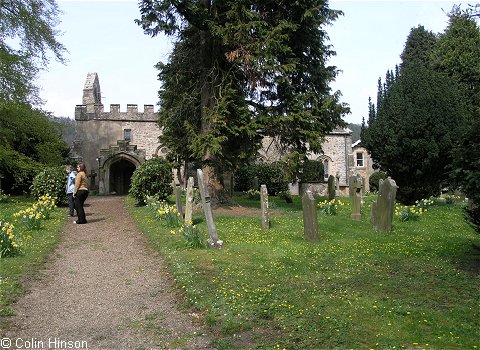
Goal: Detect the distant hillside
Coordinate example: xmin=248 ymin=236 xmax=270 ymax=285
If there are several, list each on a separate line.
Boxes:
xmin=50 ymin=116 xmax=75 ymax=147
xmin=347 ymin=123 xmax=361 ymax=143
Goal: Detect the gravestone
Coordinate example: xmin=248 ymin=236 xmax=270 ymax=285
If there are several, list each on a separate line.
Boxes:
xmin=197 ymin=169 xmax=223 ymax=248
xmin=302 ymin=190 xmax=319 ymax=242
xmin=371 ymin=177 xmax=398 ymax=232
xmin=351 ymin=176 xmax=363 ymax=221
xmin=185 ymin=176 xmax=194 ymax=225
xmin=328 ymin=175 xmax=336 ymax=200
xmin=260 ymin=184 xmax=269 ymax=229
xmin=173 ymin=172 xmax=184 ymax=217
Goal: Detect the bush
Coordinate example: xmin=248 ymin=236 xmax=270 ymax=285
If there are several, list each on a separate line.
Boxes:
xmin=299 ymin=159 xmax=324 ymax=182
xmin=30 ymin=166 xmax=68 ymax=205
xmin=235 ymin=162 xmax=288 ymax=195
xmin=234 ymin=166 xmax=256 ymax=192
xmin=369 ymin=171 xmax=387 ymax=192
xmin=129 ymin=158 xmax=173 ymax=204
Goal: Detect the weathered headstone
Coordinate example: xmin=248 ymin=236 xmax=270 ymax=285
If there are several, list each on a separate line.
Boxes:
xmin=302 ymin=190 xmax=319 ymax=242
xmin=328 ymin=175 xmax=336 ymax=200
xmin=371 ymin=177 xmax=398 ymax=232
xmin=184 ymin=176 xmax=194 ymax=225
xmin=260 ymin=184 xmax=269 ymax=229
xmin=173 ymin=172 xmax=184 ymax=217
xmin=197 ymin=169 xmax=223 ymax=248
xmin=335 ymin=172 xmax=341 ymax=191
xmin=351 ymin=176 xmax=363 ymax=221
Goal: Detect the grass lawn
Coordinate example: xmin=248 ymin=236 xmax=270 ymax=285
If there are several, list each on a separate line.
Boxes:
xmin=0 ymin=196 xmax=66 ymax=331
xmin=127 ymin=194 xmax=480 ymax=350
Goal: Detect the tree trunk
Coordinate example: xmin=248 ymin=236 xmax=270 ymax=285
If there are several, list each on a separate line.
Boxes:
xmin=198 ymin=5 xmax=230 ymax=206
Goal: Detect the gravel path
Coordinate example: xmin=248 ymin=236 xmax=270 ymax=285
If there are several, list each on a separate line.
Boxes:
xmin=6 ymin=196 xmax=213 ymax=350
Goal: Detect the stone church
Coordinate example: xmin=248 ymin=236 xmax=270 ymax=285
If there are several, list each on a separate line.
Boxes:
xmin=72 ymin=73 xmax=372 ymax=195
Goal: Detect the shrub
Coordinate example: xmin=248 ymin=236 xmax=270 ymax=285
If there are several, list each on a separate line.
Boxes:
xmin=30 ymin=166 xmax=67 ymax=205
xmin=253 ymin=162 xmax=288 ymax=196
xmin=129 ymin=158 xmax=173 ymax=204
xmin=234 ymin=166 xmax=256 ymax=192
xmin=369 ymin=171 xmax=387 ymax=192
xmin=299 ymin=159 xmax=324 ymax=182
xmin=235 ymin=162 xmax=288 ymax=195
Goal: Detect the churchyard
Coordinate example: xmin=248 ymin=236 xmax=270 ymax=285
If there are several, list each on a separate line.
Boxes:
xmin=1 ymin=187 xmax=478 ymax=349
xmin=127 ymin=186 xmax=479 ymax=350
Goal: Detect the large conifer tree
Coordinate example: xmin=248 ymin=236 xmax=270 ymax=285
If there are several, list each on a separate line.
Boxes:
xmin=137 ymin=0 xmax=349 ymax=200
xmin=363 ymin=26 xmax=470 ymax=204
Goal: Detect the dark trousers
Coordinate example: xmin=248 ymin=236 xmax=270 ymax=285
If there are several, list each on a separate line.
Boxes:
xmin=67 ymin=193 xmax=76 ymax=216
xmin=75 ymin=190 xmax=89 ymax=224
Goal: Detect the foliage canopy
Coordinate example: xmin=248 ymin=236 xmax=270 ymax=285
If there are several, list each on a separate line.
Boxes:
xmin=137 ymin=0 xmax=349 ymax=194
xmin=0 ymin=0 xmax=66 ymax=104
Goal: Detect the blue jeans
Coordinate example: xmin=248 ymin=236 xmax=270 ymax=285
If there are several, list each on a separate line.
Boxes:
xmin=67 ymin=193 xmax=75 ymax=216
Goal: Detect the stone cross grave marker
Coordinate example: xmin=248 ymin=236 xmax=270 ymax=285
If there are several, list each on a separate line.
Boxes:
xmin=197 ymin=169 xmax=223 ymax=248
xmin=302 ymin=190 xmax=319 ymax=242
xmin=173 ymin=170 xmax=184 ymax=218
xmin=350 ymin=175 xmax=363 ymax=221
xmin=185 ymin=176 xmax=194 ymax=225
xmin=260 ymin=184 xmax=269 ymax=229
xmin=371 ymin=177 xmax=398 ymax=232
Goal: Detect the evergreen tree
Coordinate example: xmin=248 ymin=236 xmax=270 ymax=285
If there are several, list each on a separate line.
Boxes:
xmin=434 ymin=6 xmax=480 ymax=233
xmin=432 ymin=6 xmax=480 ymax=112
xmin=363 ymin=26 xmax=470 ymax=204
xmin=137 ymin=0 xmax=349 ymax=200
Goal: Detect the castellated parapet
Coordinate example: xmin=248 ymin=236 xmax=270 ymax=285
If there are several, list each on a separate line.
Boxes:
xmin=75 ymin=103 xmax=157 ymax=121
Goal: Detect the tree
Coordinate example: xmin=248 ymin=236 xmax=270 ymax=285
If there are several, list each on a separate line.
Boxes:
xmin=0 ymin=0 xmax=66 ymax=104
xmin=0 ymin=102 xmax=69 ymax=193
xmin=137 ymin=0 xmax=349 ymax=201
xmin=431 ymin=6 xmax=480 ymax=112
xmin=433 ymin=6 xmax=480 ymax=232
xmin=363 ymin=26 xmax=470 ymax=204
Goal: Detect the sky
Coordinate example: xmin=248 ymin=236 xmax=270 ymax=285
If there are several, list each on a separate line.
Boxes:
xmin=37 ymin=0 xmax=470 ymax=124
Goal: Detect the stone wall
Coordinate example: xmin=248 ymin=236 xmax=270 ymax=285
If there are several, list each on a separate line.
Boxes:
xmin=352 ymin=143 xmax=375 ymax=192
xmin=307 ymin=128 xmax=353 ymax=187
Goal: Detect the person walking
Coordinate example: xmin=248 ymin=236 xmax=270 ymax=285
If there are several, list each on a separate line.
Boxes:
xmin=73 ymin=163 xmax=89 ymax=224
xmin=66 ymin=165 xmax=77 ymax=217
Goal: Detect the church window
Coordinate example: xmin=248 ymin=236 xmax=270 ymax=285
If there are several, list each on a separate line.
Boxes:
xmin=323 ymin=159 xmax=329 ymax=181
xmin=124 ymin=129 xmax=131 ymax=141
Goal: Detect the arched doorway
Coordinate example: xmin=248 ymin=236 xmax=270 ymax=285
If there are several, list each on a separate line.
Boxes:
xmin=109 ymin=158 xmax=136 ymax=195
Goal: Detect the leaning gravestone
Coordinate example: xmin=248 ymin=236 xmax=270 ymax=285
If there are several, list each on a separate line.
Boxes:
xmin=260 ymin=184 xmax=269 ymax=229
xmin=371 ymin=177 xmax=398 ymax=232
xmin=302 ymin=190 xmax=319 ymax=242
xmin=173 ymin=173 xmax=184 ymax=218
xmin=197 ymin=169 xmax=223 ymax=248
xmin=184 ymin=176 xmax=194 ymax=225
xmin=328 ymin=175 xmax=336 ymax=200
xmin=351 ymin=176 xmax=363 ymax=221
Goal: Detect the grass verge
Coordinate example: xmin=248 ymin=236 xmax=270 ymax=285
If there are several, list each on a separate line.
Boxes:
xmin=0 ymin=197 xmax=66 ymax=333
